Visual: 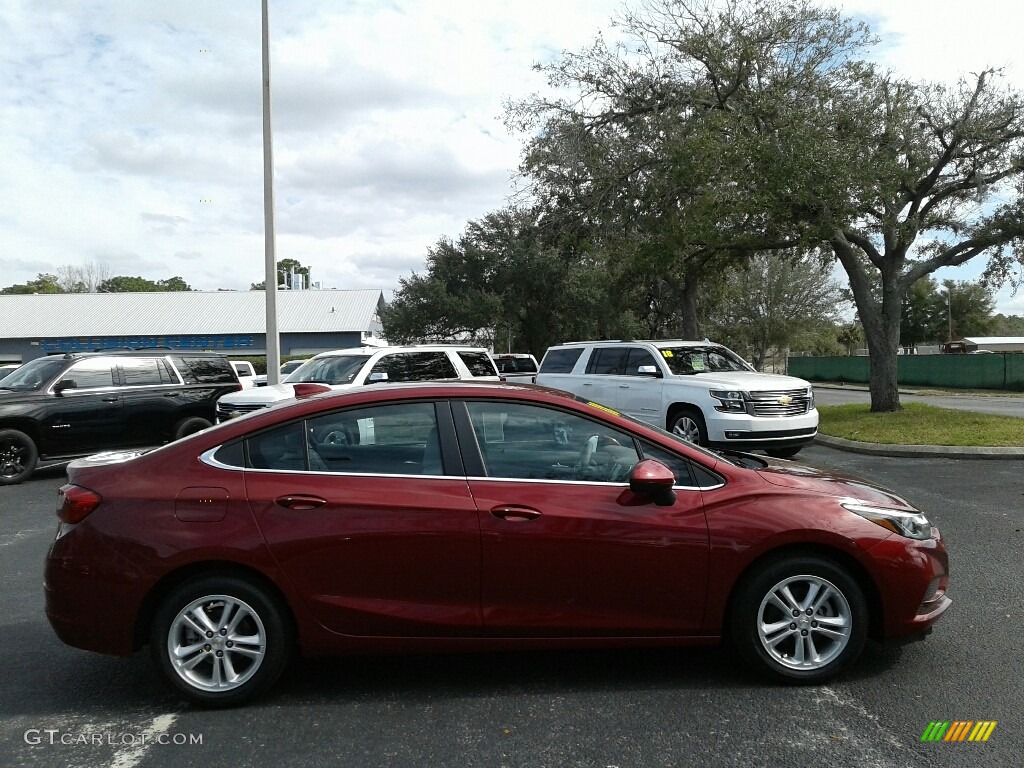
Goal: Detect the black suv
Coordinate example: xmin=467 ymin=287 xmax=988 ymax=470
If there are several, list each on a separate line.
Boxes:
xmin=0 ymin=351 xmax=240 ymax=485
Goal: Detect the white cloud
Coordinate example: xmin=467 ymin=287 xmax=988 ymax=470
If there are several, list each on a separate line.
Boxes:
xmin=1 ymin=0 xmax=1022 ymax=314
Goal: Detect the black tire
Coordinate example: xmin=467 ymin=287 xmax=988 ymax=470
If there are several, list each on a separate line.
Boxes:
xmin=0 ymin=429 xmax=39 ymax=485
xmin=765 ymin=447 xmax=802 ymax=459
xmin=149 ymin=575 xmax=292 ymax=707
xmin=173 ymin=417 xmax=212 ymax=441
xmin=730 ymin=556 xmax=868 ymax=684
xmin=667 ymin=407 xmax=707 ymax=446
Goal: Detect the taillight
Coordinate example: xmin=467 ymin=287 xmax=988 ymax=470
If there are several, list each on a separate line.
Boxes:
xmin=57 ymin=484 xmax=102 ymax=524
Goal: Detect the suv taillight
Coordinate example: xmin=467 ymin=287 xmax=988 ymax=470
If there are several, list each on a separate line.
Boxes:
xmin=58 ymin=484 xmax=102 ymax=524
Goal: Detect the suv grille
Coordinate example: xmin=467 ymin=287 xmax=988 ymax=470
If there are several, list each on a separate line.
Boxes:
xmin=748 ymin=389 xmax=811 ymax=417
xmin=217 ymin=402 xmax=267 ymax=419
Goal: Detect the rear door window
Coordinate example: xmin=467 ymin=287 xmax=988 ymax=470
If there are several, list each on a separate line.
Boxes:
xmin=586 ymin=347 xmax=630 ymax=375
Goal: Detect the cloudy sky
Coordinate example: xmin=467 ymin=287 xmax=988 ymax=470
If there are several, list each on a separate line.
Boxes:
xmin=1 ymin=0 xmax=1022 ymax=313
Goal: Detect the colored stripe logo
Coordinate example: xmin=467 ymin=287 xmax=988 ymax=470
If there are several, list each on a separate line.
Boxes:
xmin=921 ymin=721 xmax=997 ymax=742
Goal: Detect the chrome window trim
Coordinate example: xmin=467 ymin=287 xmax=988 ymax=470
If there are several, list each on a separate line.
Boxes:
xmin=199 ymin=448 xmax=725 ymax=489
xmin=465 ymin=474 xmax=710 ymax=491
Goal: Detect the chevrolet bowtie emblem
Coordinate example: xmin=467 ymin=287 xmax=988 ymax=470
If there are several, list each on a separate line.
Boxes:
xmin=778 ymin=395 xmax=793 ymax=405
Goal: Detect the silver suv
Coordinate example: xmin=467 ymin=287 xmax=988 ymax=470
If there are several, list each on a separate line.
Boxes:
xmin=217 ymin=345 xmax=499 ymax=420
xmin=535 ymin=339 xmax=817 ymax=458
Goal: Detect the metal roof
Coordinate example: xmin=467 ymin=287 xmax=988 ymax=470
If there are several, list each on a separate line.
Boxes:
xmin=0 ymin=290 xmax=385 ymax=338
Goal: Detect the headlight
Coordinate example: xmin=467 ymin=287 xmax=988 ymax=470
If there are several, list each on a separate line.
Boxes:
xmin=807 ymin=387 xmax=814 ymax=409
xmin=710 ymin=389 xmax=748 ymax=413
xmin=841 ymin=501 xmax=934 ymax=540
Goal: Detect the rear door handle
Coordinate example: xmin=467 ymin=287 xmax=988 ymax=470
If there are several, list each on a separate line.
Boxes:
xmin=490 ymin=506 xmax=542 ymax=522
xmin=101 ymin=397 xmax=119 ymax=402
xmin=275 ymin=495 xmax=327 ymax=510
xmin=164 ymin=392 xmax=181 ymax=398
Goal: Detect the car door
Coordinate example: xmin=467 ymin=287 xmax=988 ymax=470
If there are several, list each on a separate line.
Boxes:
xmin=615 ymin=346 xmax=668 ymax=427
xmin=245 ymin=400 xmax=482 ymax=637
xmin=579 ymin=346 xmax=629 ymax=410
xmin=455 ymin=399 xmax=709 ymax=636
xmin=118 ymin=357 xmax=184 ymax=446
xmin=41 ymin=357 xmax=123 ymax=455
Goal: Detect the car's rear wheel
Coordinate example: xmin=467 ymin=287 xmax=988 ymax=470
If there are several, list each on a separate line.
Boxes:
xmin=150 ymin=575 xmax=292 ymax=707
xmin=173 ymin=417 xmax=212 ymax=441
xmin=0 ymin=429 xmax=38 ymax=485
xmin=730 ymin=556 xmax=867 ymax=683
xmin=668 ymin=407 xmax=707 ymax=446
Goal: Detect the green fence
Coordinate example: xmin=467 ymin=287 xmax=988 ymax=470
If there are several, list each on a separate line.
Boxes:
xmin=787 ymin=353 xmax=1024 ymax=391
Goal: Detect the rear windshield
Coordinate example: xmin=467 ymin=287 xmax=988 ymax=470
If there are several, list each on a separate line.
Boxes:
xmin=494 ymin=356 xmax=537 ymax=374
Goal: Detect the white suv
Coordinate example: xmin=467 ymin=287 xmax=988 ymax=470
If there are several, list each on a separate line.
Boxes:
xmin=217 ymin=345 xmax=499 ymax=421
xmin=535 ymin=340 xmax=817 ymax=458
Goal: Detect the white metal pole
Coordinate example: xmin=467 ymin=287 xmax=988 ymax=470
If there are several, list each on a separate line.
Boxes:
xmin=262 ymin=0 xmax=281 ymax=384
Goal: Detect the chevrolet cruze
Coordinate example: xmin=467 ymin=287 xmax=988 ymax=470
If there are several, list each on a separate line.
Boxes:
xmin=45 ymin=382 xmax=951 ymax=706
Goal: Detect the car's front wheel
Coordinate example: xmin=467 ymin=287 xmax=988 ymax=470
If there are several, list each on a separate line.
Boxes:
xmin=150 ymin=575 xmax=292 ymax=707
xmin=668 ymin=407 xmax=707 ymax=446
xmin=730 ymin=556 xmax=868 ymax=683
xmin=0 ymin=429 xmax=39 ymax=485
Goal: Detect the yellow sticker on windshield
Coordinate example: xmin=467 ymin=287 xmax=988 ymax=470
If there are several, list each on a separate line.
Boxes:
xmin=586 ymin=401 xmax=621 ymax=416
xmin=662 ymin=350 xmax=673 ymax=357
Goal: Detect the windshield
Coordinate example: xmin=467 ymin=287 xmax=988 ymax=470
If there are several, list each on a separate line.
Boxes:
xmin=571 ymin=393 xmax=747 ymax=466
xmin=0 ymin=357 xmax=67 ymax=391
xmin=659 ymin=345 xmax=754 ymax=375
xmin=289 ymin=355 xmax=368 ymax=385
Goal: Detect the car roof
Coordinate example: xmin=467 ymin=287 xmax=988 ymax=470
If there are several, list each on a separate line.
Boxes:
xmin=48 ymin=349 xmax=227 ymax=361
xmin=311 ymin=345 xmax=492 ymax=359
xmin=552 ymin=340 xmax=717 ymax=348
xmin=210 ymin=381 xmax=579 ymax=432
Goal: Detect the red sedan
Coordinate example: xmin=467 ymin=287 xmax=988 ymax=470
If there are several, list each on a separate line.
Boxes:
xmin=44 ymin=382 xmax=950 ymax=706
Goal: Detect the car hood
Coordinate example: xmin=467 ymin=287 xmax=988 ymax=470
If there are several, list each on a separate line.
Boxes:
xmin=675 ymin=371 xmax=810 ymax=391
xmin=218 ymin=382 xmax=342 ymax=406
xmin=755 ymin=460 xmax=917 ymax=511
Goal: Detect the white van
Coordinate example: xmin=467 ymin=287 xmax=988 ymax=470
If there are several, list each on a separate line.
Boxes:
xmin=535 ymin=340 xmax=817 ymax=458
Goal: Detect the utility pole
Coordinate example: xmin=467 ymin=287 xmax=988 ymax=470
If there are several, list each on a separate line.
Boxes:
xmin=262 ymin=0 xmax=281 ymax=384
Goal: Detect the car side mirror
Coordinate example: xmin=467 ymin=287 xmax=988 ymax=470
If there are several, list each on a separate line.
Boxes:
xmin=636 ymin=365 xmax=662 ymax=378
xmin=54 ymin=379 xmax=77 ymax=395
xmin=366 ymin=372 xmax=389 ymax=384
xmin=629 ymin=459 xmax=676 ymax=506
